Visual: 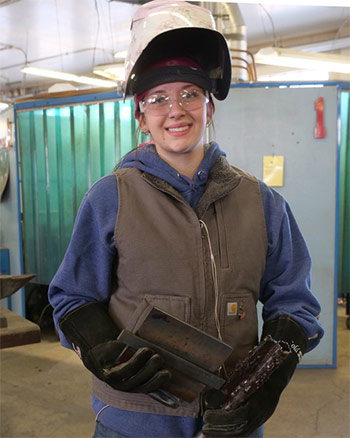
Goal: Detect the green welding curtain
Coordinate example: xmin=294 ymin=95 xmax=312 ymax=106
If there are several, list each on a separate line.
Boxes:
xmin=17 ymin=99 xmax=137 ymax=285
xmin=338 ymin=91 xmax=350 ymax=296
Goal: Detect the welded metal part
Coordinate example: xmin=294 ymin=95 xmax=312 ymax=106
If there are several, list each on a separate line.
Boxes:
xmin=134 ymin=306 xmax=233 ymax=372
xmin=221 ymin=335 xmax=291 ymax=410
xmin=116 ymin=305 xmax=233 ymax=403
xmin=118 ymin=330 xmax=226 ymax=390
xmin=202 ymin=335 xmax=291 ymax=411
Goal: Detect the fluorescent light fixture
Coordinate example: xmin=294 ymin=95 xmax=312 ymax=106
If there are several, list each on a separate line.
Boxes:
xmin=188 ymin=0 xmax=350 ymax=6
xmin=21 ymin=66 xmax=118 ymax=88
xmin=0 ymin=102 xmax=9 ymax=111
xmin=293 ymin=37 xmax=350 ymax=53
xmin=259 ymin=69 xmax=330 ymax=82
xmin=255 ymin=48 xmax=350 ymax=74
xmin=114 ymin=50 xmax=128 ymax=59
xmin=93 ymin=63 xmax=125 ymax=81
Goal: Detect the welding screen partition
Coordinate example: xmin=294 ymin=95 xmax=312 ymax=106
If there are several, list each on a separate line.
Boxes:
xmin=15 ymin=93 xmax=136 ymax=286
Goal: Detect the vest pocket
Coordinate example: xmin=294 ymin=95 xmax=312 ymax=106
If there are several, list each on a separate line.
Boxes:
xmin=144 ymin=294 xmax=191 ymax=323
xmin=220 ymin=292 xmax=258 ymax=359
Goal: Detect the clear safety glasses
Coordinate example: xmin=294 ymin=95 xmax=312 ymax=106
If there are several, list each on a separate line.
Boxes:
xmin=139 ymin=88 xmax=210 ymax=116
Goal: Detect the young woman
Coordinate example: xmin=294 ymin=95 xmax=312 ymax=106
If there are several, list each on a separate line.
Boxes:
xmin=49 ymin=2 xmax=323 ymax=437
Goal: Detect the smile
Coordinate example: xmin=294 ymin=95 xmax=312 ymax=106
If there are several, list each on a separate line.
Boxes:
xmin=167 ymin=125 xmax=190 ymax=133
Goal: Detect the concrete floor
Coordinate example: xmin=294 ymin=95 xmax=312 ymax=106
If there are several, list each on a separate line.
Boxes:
xmin=1 ymin=307 xmax=349 ymax=438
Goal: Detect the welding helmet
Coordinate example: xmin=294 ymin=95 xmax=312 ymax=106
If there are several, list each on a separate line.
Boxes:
xmin=124 ymin=0 xmax=231 ymax=101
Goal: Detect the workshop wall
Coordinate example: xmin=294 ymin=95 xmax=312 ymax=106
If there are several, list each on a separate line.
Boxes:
xmin=214 ymin=83 xmax=348 ymax=367
xmin=0 ymin=107 xmax=24 ymax=316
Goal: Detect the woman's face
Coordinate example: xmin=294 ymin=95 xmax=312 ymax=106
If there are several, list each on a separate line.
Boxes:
xmin=137 ymin=82 xmax=213 ymax=163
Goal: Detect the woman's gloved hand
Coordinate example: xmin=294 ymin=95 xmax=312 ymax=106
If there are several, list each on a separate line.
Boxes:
xmin=59 ymin=301 xmax=171 ymax=393
xmin=202 ymin=315 xmax=308 ymax=437
xmin=87 ymin=341 xmax=171 ymax=392
xmin=202 ymin=384 xmax=276 ymax=437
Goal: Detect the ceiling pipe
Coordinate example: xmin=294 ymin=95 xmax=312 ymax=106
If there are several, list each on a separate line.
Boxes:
xmin=198 ymin=2 xmax=249 ymax=82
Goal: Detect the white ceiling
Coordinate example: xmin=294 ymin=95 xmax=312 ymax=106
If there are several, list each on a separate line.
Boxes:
xmin=0 ymin=0 xmax=349 ymax=100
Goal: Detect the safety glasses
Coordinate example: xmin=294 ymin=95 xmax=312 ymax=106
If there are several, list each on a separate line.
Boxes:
xmin=139 ymin=87 xmax=209 ymax=116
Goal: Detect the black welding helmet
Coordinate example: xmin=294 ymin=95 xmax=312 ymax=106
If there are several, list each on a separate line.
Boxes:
xmin=124 ymin=0 xmax=232 ymax=101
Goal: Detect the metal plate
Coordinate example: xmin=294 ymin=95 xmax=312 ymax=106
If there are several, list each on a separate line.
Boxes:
xmin=135 ymin=306 xmax=233 ymax=372
xmin=118 ymin=330 xmax=226 ymax=390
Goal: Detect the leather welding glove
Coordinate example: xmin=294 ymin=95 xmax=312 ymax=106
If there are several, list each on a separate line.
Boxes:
xmin=59 ymin=301 xmax=172 ymax=393
xmin=202 ymin=315 xmax=308 ymax=437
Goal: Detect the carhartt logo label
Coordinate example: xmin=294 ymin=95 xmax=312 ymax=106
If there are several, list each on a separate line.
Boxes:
xmin=227 ymin=302 xmax=237 ymax=316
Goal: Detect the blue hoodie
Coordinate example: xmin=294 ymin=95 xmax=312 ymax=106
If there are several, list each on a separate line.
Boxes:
xmin=49 ymin=142 xmax=323 ymax=437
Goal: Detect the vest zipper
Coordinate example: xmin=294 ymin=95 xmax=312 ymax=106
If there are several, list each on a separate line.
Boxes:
xmin=199 ymin=219 xmax=223 ymax=342
xmin=200 ymin=219 xmax=228 ymax=379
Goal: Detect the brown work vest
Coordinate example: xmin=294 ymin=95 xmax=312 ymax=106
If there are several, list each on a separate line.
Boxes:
xmin=92 ymin=155 xmax=268 ymax=417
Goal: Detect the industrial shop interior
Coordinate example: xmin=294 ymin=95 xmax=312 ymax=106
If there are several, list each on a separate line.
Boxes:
xmin=0 ymin=1 xmax=349 ymax=437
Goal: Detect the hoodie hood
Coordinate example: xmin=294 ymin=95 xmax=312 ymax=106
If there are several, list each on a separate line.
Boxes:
xmin=120 ymin=142 xmax=226 ymax=208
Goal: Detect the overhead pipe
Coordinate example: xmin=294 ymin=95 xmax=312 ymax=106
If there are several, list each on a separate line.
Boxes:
xmin=198 ymin=2 xmax=256 ymax=82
